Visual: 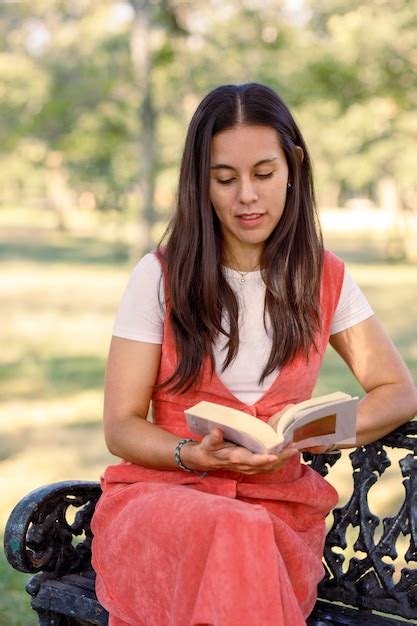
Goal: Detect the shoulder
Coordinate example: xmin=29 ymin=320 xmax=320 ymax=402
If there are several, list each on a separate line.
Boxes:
xmin=112 ymin=252 xmax=165 ymax=343
xmin=126 ymin=252 xmax=163 ymax=289
xmin=133 ymin=251 xmax=163 ymax=274
xmin=120 ymin=252 xmax=165 ymax=308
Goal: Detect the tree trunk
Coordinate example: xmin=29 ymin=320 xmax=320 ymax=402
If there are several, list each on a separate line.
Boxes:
xmin=45 ymin=151 xmax=73 ymax=232
xmin=129 ymin=0 xmax=157 ymax=259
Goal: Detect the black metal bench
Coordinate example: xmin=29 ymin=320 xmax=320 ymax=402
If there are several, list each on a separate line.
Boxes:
xmin=4 ymin=421 xmax=417 ymax=626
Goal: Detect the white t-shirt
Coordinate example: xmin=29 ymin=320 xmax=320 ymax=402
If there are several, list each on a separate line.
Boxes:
xmin=113 ymin=253 xmax=373 ymax=404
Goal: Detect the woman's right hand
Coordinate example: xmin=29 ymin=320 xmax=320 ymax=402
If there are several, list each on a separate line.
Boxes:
xmin=180 ymin=428 xmax=298 ymax=475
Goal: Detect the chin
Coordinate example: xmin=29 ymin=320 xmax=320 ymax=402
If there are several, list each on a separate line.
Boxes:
xmin=241 ymin=231 xmax=272 ymax=246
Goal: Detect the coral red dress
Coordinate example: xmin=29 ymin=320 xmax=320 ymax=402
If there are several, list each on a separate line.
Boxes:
xmin=91 ymin=250 xmax=344 ymax=626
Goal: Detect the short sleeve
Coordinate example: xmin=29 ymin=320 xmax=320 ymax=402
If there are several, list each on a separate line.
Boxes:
xmin=330 ymin=269 xmax=374 ymax=335
xmin=112 ymin=253 xmax=165 ymax=344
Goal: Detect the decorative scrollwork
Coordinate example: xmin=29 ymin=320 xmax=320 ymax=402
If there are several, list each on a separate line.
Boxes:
xmin=317 ymin=421 xmax=417 ymax=621
xmin=302 ymin=449 xmax=342 ymax=477
xmin=4 ymin=481 xmax=102 ymax=577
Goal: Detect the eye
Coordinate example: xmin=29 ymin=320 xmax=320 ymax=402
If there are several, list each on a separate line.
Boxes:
xmin=217 ymin=178 xmax=235 ymax=185
xmin=256 ymin=172 xmax=273 ymax=179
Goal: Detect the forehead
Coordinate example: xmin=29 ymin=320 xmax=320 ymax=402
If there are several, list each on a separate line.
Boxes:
xmin=210 ymin=125 xmax=285 ymax=164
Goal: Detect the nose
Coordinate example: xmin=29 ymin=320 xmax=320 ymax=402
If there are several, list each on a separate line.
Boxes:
xmin=238 ymin=178 xmax=258 ymax=206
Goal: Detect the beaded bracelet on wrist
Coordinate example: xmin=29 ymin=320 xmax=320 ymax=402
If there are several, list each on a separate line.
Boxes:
xmin=174 ymin=438 xmax=208 ymax=477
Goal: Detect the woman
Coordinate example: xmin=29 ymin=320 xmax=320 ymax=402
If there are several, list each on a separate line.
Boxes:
xmin=91 ymin=83 xmax=416 ymax=626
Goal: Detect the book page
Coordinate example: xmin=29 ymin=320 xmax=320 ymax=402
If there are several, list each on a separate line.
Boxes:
xmin=282 ymin=398 xmax=358 ymax=449
xmin=275 ymin=391 xmax=352 ymax=435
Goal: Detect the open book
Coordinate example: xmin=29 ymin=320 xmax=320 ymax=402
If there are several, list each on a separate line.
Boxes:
xmin=184 ymin=392 xmax=358 ymax=454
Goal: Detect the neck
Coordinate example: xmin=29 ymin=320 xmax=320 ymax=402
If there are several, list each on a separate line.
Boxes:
xmin=224 ymin=248 xmax=262 ymax=273
xmin=228 ymin=262 xmax=260 ymax=274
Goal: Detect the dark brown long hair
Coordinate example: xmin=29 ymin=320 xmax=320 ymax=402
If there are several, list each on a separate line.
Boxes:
xmin=159 ymin=83 xmax=323 ymax=392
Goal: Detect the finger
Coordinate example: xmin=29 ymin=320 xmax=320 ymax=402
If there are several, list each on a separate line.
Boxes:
xmin=247 ymin=453 xmax=280 ymax=466
xmin=228 ymin=447 xmax=283 ymax=466
xmin=204 ymin=427 xmax=224 ymax=449
xmin=239 ymin=459 xmax=290 ymax=474
xmin=240 ymin=446 xmax=298 ymax=468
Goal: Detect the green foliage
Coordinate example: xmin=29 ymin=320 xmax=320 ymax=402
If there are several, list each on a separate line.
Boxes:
xmin=301 ymin=0 xmax=417 ymax=200
xmin=0 ymin=0 xmax=416 ymax=216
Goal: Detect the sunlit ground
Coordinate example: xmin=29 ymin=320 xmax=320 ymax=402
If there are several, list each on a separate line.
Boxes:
xmin=1 ymin=211 xmax=416 ymax=625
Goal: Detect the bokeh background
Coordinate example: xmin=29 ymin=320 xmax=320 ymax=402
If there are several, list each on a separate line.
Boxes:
xmin=1 ymin=1 xmax=416 ymax=624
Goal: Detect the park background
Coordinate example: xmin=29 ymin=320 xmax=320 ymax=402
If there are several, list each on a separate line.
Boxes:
xmin=0 ymin=1 xmax=416 ymax=624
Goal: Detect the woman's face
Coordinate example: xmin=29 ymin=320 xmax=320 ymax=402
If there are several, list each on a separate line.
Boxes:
xmin=209 ymin=124 xmax=289 ymax=267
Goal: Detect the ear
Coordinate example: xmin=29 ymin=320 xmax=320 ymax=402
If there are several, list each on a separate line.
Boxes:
xmin=295 ymin=145 xmax=304 ymax=162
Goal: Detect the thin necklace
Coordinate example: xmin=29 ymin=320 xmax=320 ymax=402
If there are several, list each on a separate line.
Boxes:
xmin=236 ymin=265 xmax=260 ymax=285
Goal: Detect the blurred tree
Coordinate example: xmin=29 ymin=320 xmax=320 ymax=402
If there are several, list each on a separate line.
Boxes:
xmin=302 ymin=0 xmax=417 ymax=257
xmin=302 ymin=1 xmax=417 ymax=204
xmin=0 ymin=0 xmax=136 ymax=226
xmin=0 ymin=0 xmax=416 ymax=257
xmin=127 ymin=0 xmax=188 ymax=253
xmin=0 ymin=0 xmax=190 ymax=248
xmin=0 ymin=3 xmax=50 ymax=208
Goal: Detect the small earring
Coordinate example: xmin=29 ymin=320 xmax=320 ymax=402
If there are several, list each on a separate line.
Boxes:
xmin=287 ymin=182 xmax=292 ymax=188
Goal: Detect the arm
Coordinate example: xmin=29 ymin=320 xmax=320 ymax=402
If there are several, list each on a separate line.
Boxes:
xmin=104 ymin=337 xmax=182 ymax=468
xmin=103 ymin=336 xmax=297 ymax=474
xmin=329 ymin=315 xmax=417 ymax=447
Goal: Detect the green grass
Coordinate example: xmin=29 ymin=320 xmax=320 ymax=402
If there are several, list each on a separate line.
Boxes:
xmin=0 ymin=220 xmax=416 ymax=624
xmin=0 ymin=550 xmax=37 ymax=626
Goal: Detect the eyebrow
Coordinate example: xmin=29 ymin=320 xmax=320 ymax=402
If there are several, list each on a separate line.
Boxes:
xmin=210 ymin=157 xmax=278 ymax=171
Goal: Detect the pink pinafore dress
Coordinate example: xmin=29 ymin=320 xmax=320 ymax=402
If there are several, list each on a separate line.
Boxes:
xmin=91 ymin=250 xmax=344 ymax=626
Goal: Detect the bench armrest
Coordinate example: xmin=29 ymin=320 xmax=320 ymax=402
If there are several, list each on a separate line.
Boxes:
xmin=3 ymin=480 xmax=101 ymax=577
xmin=318 ymin=421 xmax=417 ymax=621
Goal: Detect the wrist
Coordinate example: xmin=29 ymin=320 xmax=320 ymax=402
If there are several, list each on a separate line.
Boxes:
xmin=174 ymin=439 xmax=208 ymax=476
xmin=179 ymin=440 xmax=201 ymax=470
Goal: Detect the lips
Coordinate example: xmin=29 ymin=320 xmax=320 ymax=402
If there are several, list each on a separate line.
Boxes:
xmin=238 ymin=213 xmax=263 ymax=220
xmin=237 ymin=213 xmax=265 ymax=227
